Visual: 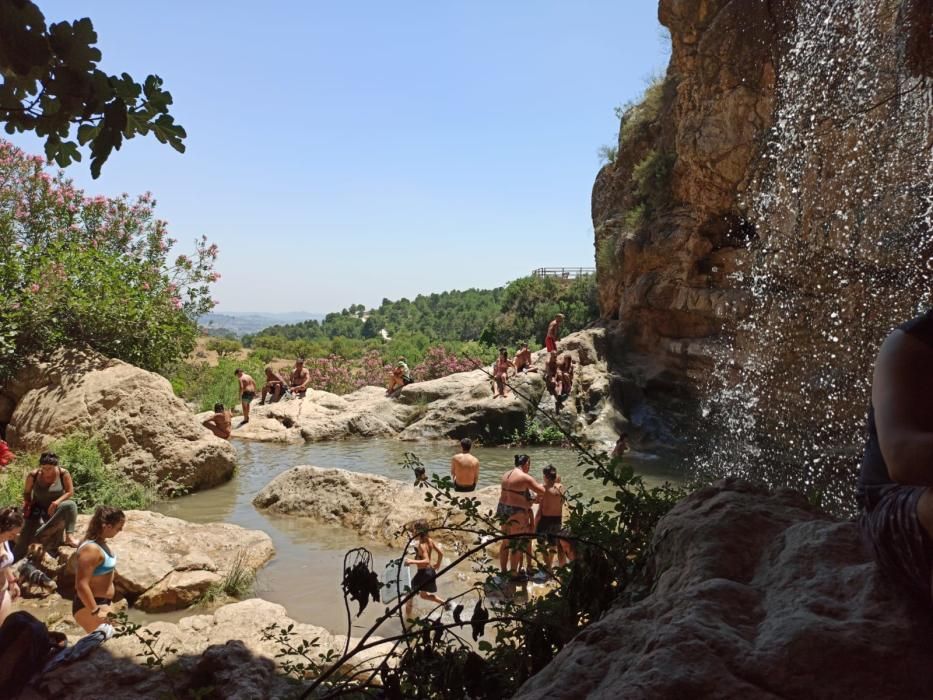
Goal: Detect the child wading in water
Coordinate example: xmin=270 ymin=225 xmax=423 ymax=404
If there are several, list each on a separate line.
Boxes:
xmin=404 ymin=519 xmax=448 ymax=617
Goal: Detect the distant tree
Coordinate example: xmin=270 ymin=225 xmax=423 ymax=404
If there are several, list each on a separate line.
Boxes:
xmin=206 ymin=337 xmax=242 ymax=358
xmin=0 ymin=1 xmax=186 ymax=176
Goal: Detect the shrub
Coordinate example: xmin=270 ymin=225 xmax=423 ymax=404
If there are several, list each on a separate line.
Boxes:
xmin=205 ymin=338 xmax=242 ymax=358
xmin=0 ymin=140 xmax=219 ymax=382
xmin=0 ymin=433 xmax=155 ymax=511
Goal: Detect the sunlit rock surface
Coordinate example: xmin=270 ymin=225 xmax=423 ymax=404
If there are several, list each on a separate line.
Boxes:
xmin=234 ymin=329 xmax=624 ymax=446
xmin=2 ymin=347 xmax=237 ymax=492
xmin=253 ymin=465 xmax=500 ymax=547
xmin=516 ymin=478 xmax=933 ymax=699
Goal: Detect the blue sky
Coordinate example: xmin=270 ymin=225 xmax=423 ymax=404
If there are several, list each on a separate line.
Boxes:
xmin=11 ymin=2 xmax=669 ymax=313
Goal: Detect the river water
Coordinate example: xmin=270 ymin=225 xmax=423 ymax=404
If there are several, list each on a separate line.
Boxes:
xmin=152 ymin=439 xmax=681 ymax=633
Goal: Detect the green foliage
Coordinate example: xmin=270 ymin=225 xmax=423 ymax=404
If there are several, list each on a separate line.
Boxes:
xmin=479 ymin=275 xmax=598 ymax=347
xmin=596 ymin=234 xmax=618 ymax=273
xmin=0 ymin=433 xmax=155 ymax=511
xmin=0 ymin=140 xmax=219 ymax=382
xmin=617 ymin=76 xmax=666 ymax=149
xmin=632 ymin=149 xmax=675 ymax=218
xmin=205 ymin=337 xmax=242 ymax=358
xmin=0 ymin=2 xmax=186 ymax=177
xmin=597 ymin=144 xmax=618 ymax=165
xmin=199 ymin=550 xmax=255 ymax=604
xmin=509 ymin=416 xmax=566 ymax=446
xmin=167 ymin=355 xmax=266 ymax=412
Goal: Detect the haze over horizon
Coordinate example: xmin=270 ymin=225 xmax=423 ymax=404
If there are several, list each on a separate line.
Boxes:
xmin=8 ymin=2 xmax=670 ymax=313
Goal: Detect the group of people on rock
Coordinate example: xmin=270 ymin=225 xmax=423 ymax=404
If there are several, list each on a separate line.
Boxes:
xmin=0 ymin=451 xmax=126 ymax=636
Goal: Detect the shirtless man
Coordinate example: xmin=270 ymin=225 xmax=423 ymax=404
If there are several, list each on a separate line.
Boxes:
xmin=450 ymin=438 xmax=480 ymax=492
xmin=289 ymin=357 xmax=311 ymax=397
xmin=545 ymin=313 xmax=564 ymax=353
xmin=202 ymin=403 xmax=233 ymax=440
xmin=556 ymin=354 xmax=574 ymax=411
xmin=497 ymin=454 xmax=545 ymax=578
xmin=513 ymin=342 xmax=532 ymax=373
xmin=534 ymin=465 xmax=567 ymax=571
xmin=260 ymin=366 xmax=289 ymax=405
xmin=234 ymin=369 xmax=257 ymax=424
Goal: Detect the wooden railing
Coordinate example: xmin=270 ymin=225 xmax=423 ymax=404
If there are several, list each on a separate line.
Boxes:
xmin=530 ymin=267 xmax=596 ymax=279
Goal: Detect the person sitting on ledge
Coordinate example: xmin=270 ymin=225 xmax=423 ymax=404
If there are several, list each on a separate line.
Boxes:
xmin=202 ymin=403 xmax=233 ymax=440
xmin=386 ymin=356 xmax=413 ymax=397
xmin=513 ymin=342 xmax=532 ymax=373
xmin=289 ymin=357 xmax=311 ymax=397
xmin=260 ymin=366 xmax=289 ymax=405
xmin=859 ymin=308 xmax=933 ymax=605
xmin=15 ymin=452 xmax=79 ymax=560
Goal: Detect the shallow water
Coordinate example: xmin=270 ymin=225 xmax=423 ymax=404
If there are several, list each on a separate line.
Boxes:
xmin=151 ymin=439 xmax=681 ymax=633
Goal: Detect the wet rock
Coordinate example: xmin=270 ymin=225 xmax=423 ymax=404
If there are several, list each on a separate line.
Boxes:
xmin=253 ymin=465 xmax=501 ymax=547
xmin=3 ymin=347 xmax=237 ymax=492
xmin=515 ymin=478 xmax=933 ymax=699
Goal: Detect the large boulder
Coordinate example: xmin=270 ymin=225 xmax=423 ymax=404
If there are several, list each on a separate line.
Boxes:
xmin=234 ymin=329 xmax=625 ymax=447
xmin=515 ymin=478 xmax=933 ymax=699
xmin=3 ymin=348 xmax=237 ymax=492
xmin=253 ymin=465 xmax=500 ymax=547
xmin=27 ymin=599 xmax=388 ymax=700
xmin=55 ymin=510 xmax=275 ymax=613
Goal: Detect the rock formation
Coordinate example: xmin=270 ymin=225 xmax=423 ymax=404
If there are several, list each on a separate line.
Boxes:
xmin=253 ymin=465 xmax=500 ymax=548
xmin=27 ymin=599 xmax=387 ymax=700
xmin=1 ymin=348 xmax=237 ymax=492
xmin=231 ymin=328 xmax=625 ymax=446
xmin=40 ymin=511 xmax=274 ymax=613
xmin=594 ymin=0 xmax=933 ymax=488
xmin=515 ymin=478 xmax=933 ymax=699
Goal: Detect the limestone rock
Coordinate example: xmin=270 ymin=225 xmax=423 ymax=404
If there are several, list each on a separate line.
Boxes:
xmin=3 ymin=348 xmax=237 ymax=492
xmin=30 ymin=599 xmax=388 ymax=700
xmin=58 ymin=510 xmax=275 ymax=612
xmin=253 ymin=465 xmax=500 ymax=547
xmin=515 ymin=478 xmax=933 ymax=699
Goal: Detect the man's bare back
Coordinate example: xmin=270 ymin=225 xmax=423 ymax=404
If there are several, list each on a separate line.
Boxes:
xmin=239 ymin=373 xmax=256 ymax=393
xmin=451 ymin=453 xmax=479 ymax=490
xmin=538 ymin=481 xmax=565 ymax=517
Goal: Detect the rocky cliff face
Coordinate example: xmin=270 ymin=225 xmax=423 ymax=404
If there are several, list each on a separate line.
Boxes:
xmin=596 ymin=0 xmax=933 ymax=497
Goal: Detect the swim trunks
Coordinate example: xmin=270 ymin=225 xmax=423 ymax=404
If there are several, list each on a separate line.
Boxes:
xmin=859 ymin=485 xmax=933 ymax=604
xmin=536 ymin=515 xmax=563 ymax=545
xmin=545 ymin=337 xmax=557 ymax=352
xmin=496 ymin=503 xmax=529 ymax=520
xmin=241 ymin=391 xmax=256 ymax=402
xmin=454 ymin=483 xmax=476 ymax=493
xmin=411 ymin=567 xmax=437 ymax=593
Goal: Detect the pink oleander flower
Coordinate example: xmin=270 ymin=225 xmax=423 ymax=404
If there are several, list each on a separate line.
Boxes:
xmin=29 ymin=283 xmax=40 ymax=293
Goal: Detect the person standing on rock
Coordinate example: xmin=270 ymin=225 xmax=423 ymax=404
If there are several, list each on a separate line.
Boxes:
xmin=15 ymin=452 xmax=79 ymax=559
xmin=289 ymin=357 xmax=311 ymax=397
xmin=859 ymin=309 xmax=933 ymax=605
xmin=234 ymin=369 xmax=257 ymax=425
xmin=451 ymin=438 xmax=480 ymax=492
xmin=497 ymin=454 xmax=545 ymax=579
xmin=534 ymin=465 xmax=567 ymax=573
xmin=73 ymin=506 xmax=125 ymax=633
xmin=545 ymin=313 xmax=564 ymax=353
xmin=202 ymin=403 xmax=233 ymax=440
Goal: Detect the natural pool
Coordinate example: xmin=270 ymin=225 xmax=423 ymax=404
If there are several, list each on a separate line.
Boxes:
xmin=152 ymin=439 xmax=682 ymax=633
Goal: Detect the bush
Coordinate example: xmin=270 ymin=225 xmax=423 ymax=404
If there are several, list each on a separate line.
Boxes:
xmin=0 ymin=140 xmax=219 ymax=382
xmin=205 ymin=338 xmax=242 ymax=358
xmin=509 ymin=417 xmax=567 ymax=446
xmin=0 ymin=433 xmax=155 ymax=512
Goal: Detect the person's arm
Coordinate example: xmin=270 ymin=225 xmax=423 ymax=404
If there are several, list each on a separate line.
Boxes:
xmin=75 ymin=545 xmax=105 ymax=617
xmin=202 ymin=417 xmax=217 ymax=429
xmin=22 ymin=471 xmax=34 ymax=509
xmin=873 ymin=330 xmax=933 ymax=484
xmin=450 ymin=458 xmax=457 ymax=478
xmin=431 ymin=541 xmax=444 ymax=569
xmin=523 ymin=473 xmax=546 ymax=496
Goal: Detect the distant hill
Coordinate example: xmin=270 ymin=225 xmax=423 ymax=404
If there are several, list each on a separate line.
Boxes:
xmin=199 ymin=311 xmax=325 ymax=337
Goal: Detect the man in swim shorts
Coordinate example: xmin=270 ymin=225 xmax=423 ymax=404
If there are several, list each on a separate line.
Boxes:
xmin=450 ymin=438 xmax=480 ymax=492
xmin=234 ymin=369 xmax=257 ymax=425
xmin=535 ymin=465 xmax=567 ymax=572
xmin=545 ymin=314 xmax=564 ymax=353
xmin=289 ymin=357 xmax=311 ymax=397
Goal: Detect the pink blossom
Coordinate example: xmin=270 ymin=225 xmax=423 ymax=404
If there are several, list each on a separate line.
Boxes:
xmin=141 ymin=282 xmax=150 ymax=290
xmin=29 ymin=283 xmax=40 ymax=293
xmin=171 ymin=297 xmax=182 ymax=309
xmin=207 ymin=272 xmax=221 ymax=282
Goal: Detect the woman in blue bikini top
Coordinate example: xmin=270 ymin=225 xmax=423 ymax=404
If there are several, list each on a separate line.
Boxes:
xmin=74 ymin=506 xmax=125 ymax=633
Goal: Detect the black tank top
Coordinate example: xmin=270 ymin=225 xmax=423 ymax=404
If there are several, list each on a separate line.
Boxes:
xmin=858 ymin=309 xmax=933 ymax=495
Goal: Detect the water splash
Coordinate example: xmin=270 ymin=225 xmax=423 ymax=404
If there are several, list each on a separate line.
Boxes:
xmin=697 ymin=0 xmax=933 ymax=514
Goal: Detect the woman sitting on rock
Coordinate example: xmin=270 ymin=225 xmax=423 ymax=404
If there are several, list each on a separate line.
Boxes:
xmin=0 ymin=507 xmax=24 ymax=625
xmin=15 ymin=452 xmax=79 ymax=559
xmin=73 ymin=506 xmax=125 ymax=633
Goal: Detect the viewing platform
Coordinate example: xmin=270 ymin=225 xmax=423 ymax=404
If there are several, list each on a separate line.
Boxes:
xmin=531 ymin=267 xmax=595 ymax=279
